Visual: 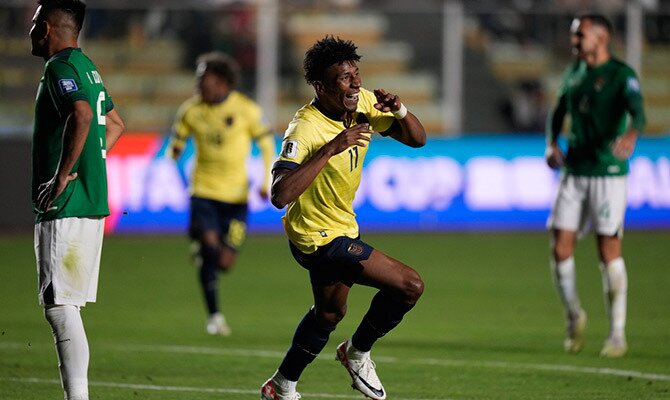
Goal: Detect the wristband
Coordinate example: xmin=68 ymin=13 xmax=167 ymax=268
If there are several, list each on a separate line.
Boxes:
xmin=392 ymin=103 xmax=408 ymax=119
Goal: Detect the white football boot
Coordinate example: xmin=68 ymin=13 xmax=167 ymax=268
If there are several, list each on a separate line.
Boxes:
xmin=600 ymin=335 xmax=628 ymax=358
xmin=260 ymin=378 xmax=301 ymax=400
xmin=336 ymin=340 xmax=386 ymax=400
xmin=206 ymin=312 xmax=231 ymax=336
xmin=564 ymin=309 xmax=587 ymax=353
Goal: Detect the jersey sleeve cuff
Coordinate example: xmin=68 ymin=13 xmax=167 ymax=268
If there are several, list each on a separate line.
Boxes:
xmin=272 ymin=160 xmax=299 ymax=172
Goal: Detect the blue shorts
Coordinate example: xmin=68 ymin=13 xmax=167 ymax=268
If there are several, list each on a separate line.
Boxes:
xmin=289 ymin=236 xmax=374 ymax=287
xmin=189 ymin=196 xmax=248 ymax=250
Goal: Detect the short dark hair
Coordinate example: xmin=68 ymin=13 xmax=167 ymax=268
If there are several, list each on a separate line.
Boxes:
xmin=580 ymin=13 xmax=613 ymax=35
xmin=196 ymin=52 xmax=239 ymax=86
xmin=303 ymin=36 xmax=361 ymax=85
xmin=37 ymin=0 xmax=86 ymax=33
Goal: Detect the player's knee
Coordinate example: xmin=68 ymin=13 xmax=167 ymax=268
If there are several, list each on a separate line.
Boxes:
xmin=552 ymin=243 xmax=573 ymax=262
xmin=217 ymin=259 xmax=234 ymax=272
xmin=314 ymin=305 xmax=347 ymax=328
xmin=402 ymin=271 xmax=424 ymax=304
xmin=216 ymin=248 xmax=236 ymax=272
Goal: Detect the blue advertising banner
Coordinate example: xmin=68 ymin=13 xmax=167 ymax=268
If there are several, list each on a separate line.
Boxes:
xmin=106 ymin=134 xmax=670 ymax=233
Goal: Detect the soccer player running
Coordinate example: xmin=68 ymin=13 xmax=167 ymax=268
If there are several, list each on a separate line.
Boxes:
xmin=260 ymin=36 xmax=426 ymax=400
xmin=29 ymin=0 xmax=125 ymax=399
xmin=168 ymin=52 xmax=275 ymax=336
xmin=545 ymin=14 xmax=645 ymax=358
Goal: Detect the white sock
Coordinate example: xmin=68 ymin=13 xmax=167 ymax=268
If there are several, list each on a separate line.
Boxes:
xmin=272 ymin=370 xmax=297 ymax=393
xmin=44 ymin=305 xmax=89 ymax=400
xmin=600 ymin=258 xmax=627 ymax=339
xmin=346 ymin=339 xmax=370 ymax=361
xmin=551 ymin=257 xmax=581 ymax=317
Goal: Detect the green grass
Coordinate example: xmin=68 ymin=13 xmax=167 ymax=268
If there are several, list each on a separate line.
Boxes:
xmin=1 ymin=232 xmax=669 ymax=399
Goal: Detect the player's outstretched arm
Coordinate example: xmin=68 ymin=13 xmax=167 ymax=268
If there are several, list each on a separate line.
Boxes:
xmin=271 ymin=123 xmax=371 ymax=209
xmin=374 ymin=89 xmax=425 ymax=148
xmin=105 ymin=108 xmax=125 ymax=152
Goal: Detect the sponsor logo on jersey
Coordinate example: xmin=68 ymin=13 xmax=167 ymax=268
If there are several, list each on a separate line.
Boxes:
xmin=282 ymin=140 xmax=298 ymax=159
xmin=58 ymin=79 xmax=78 ymax=94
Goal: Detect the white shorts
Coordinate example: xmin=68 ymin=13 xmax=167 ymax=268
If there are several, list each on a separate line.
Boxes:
xmin=34 ymin=217 xmax=105 ymax=307
xmin=547 ymin=175 xmax=627 ymax=237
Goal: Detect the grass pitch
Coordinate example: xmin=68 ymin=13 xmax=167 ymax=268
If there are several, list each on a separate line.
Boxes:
xmin=1 ymin=231 xmax=669 ymax=399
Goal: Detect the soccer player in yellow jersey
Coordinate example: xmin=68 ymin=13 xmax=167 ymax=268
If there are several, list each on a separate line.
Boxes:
xmin=168 ymin=52 xmax=275 ymax=336
xmin=261 ymin=36 xmax=426 ymax=400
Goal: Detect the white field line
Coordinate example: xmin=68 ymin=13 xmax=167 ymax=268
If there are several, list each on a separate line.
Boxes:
xmin=2 ymin=340 xmax=670 ymax=395
xmin=0 ymin=377 xmax=449 ymax=400
xmin=0 ymin=376 xmax=357 ymax=399
xmin=107 ymin=343 xmax=670 ymax=382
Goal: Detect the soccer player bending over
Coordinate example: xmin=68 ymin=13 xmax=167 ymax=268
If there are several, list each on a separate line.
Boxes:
xmin=545 ymin=14 xmax=646 ymax=358
xmin=261 ymin=36 xmax=426 ymax=400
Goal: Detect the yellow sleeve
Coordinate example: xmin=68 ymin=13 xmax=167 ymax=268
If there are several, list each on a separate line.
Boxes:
xmin=168 ymin=101 xmax=193 ymax=159
xmin=248 ymin=103 xmax=271 ymax=139
xmin=256 ymin=133 xmax=276 ymax=192
xmin=276 ymin=120 xmax=315 ymax=167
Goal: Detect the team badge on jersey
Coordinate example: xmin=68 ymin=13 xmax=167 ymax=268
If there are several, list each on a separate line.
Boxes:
xmin=347 ymin=242 xmax=364 ymax=256
xmin=594 ymin=77 xmax=606 ymax=92
xmin=58 ymin=79 xmax=78 ymax=94
xmin=282 ymin=140 xmax=298 ymax=159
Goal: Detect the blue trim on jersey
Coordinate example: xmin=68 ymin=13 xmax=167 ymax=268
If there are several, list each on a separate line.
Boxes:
xmin=272 ymin=160 xmax=299 ymax=172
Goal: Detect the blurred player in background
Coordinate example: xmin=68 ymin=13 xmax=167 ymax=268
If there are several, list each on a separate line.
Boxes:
xmin=545 ymin=14 xmax=646 ymax=358
xmin=30 ymin=0 xmax=125 ymax=398
xmin=168 ymin=52 xmax=275 ymax=336
xmin=260 ymin=36 xmax=426 ymax=400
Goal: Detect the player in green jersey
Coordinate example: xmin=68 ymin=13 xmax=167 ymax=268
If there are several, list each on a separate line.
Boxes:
xmin=261 ymin=36 xmax=426 ymax=400
xmin=30 ymin=1 xmax=125 ymax=398
xmin=545 ymin=14 xmax=646 ymax=358
xmin=168 ymin=52 xmax=275 ymax=336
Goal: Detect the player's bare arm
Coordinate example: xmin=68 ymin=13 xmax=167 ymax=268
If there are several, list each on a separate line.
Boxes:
xmin=612 ymin=129 xmax=638 ymax=160
xmin=271 ymin=123 xmax=372 ymax=208
xmin=105 ymin=108 xmax=125 ymax=152
xmin=545 ymin=142 xmax=564 ymax=169
xmin=37 ymin=99 xmax=92 ymax=211
xmin=167 ymin=132 xmax=185 ymax=160
xmin=373 ymin=88 xmax=426 ymax=148
xmin=545 ymin=93 xmax=567 ymax=169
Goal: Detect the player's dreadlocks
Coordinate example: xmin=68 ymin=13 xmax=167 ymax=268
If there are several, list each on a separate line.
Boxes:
xmin=303 ymin=35 xmax=361 ymax=85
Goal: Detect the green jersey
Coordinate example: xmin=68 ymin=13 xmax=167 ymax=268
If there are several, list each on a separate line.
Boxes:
xmin=548 ymin=58 xmax=646 ymax=176
xmin=32 ymin=48 xmax=114 ymax=223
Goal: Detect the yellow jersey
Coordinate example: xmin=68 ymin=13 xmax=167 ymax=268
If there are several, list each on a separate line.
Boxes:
xmin=170 ymin=90 xmax=275 ymax=204
xmin=275 ymin=88 xmax=394 ymax=253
